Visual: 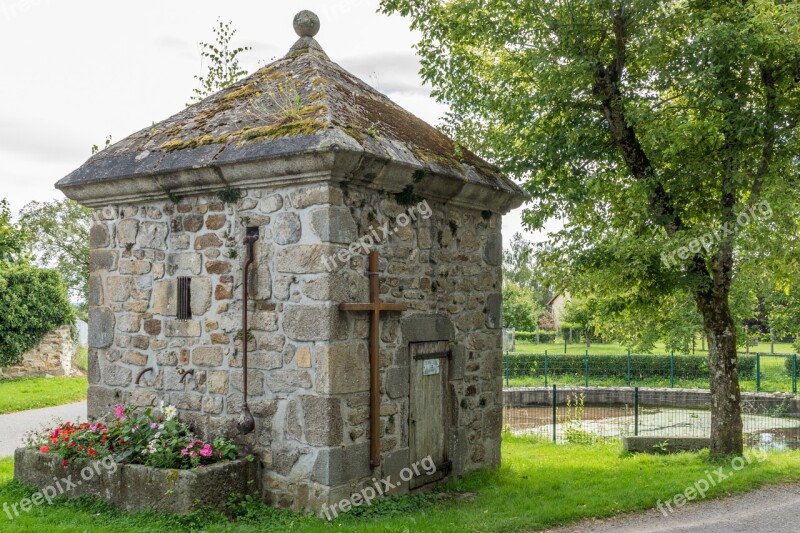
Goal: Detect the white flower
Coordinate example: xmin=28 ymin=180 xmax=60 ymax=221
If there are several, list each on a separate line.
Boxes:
xmin=162 ymin=404 xmax=178 ymax=421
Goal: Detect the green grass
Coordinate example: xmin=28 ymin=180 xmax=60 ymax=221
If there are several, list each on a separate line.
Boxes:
xmin=0 ymin=376 xmax=87 ymax=414
xmin=74 ymin=347 xmax=88 ymax=373
xmin=1 ymin=435 xmax=799 ymax=532
xmin=513 ymin=340 xmax=797 ymax=356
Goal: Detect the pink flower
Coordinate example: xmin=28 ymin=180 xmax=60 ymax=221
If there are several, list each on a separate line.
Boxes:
xmin=181 ymin=448 xmax=189 ymax=456
xmin=39 ymin=445 xmax=49 ymax=454
xmin=115 ymin=405 xmax=126 ymax=420
xmin=199 ymin=444 xmax=213 ymax=458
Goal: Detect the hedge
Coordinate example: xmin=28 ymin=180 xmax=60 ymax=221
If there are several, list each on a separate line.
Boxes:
xmin=506 ymin=352 xmax=758 ymax=381
xmin=514 ymin=330 xmax=558 ymax=343
xmin=0 ymin=264 xmax=75 ymax=367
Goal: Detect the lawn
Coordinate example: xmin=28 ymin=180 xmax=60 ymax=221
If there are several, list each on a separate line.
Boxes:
xmin=0 ymin=376 xmax=87 ymax=415
xmin=512 ymin=339 xmax=797 ymax=356
xmin=508 ymin=341 xmax=797 ymax=393
xmin=1 ymin=435 xmax=799 ymax=532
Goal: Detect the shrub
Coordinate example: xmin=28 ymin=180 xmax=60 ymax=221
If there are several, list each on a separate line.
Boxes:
xmin=506 ymin=352 xmax=757 ymax=381
xmin=0 ymin=264 xmax=75 ymax=367
xmin=515 ymin=330 xmax=558 ymax=343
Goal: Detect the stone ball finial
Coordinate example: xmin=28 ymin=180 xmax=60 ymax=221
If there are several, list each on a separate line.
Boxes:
xmin=294 ymin=10 xmax=320 ymax=38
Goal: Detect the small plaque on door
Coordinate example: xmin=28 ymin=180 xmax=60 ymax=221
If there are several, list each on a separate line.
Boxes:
xmin=423 ymin=358 xmax=440 ymax=376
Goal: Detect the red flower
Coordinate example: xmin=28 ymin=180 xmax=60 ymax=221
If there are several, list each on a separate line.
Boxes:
xmin=62 ymin=460 xmax=69 ymax=467
xmin=39 ymin=446 xmax=49 ymax=454
xmin=87 ymin=447 xmax=98 ymax=457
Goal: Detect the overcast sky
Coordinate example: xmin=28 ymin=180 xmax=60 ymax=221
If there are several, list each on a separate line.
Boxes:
xmin=0 ymin=0 xmax=552 ymax=247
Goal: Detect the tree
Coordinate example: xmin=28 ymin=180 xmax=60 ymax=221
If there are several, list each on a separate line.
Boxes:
xmin=502 ymin=281 xmax=542 ymax=331
xmin=190 ymin=18 xmax=252 ymax=104
xmin=381 ymin=0 xmax=800 ymax=455
xmin=562 ymin=297 xmax=597 ymax=347
xmin=0 ymin=199 xmax=26 ymax=265
xmin=20 ymin=199 xmax=92 ymax=304
xmin=503 ymin=232 xmax=553 ymax=307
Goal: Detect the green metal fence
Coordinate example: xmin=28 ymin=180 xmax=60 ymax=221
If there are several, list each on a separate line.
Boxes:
xmin=504 ymin=351 xmax=798 ymax=393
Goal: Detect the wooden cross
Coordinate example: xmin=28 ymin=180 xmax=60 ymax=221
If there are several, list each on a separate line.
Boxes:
xmin=339 ymin=250 xmax=406 ymax=466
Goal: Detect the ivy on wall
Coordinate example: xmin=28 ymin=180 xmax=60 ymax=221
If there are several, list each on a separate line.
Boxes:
xmin=0 ymin=265 xmax=75 ymax=367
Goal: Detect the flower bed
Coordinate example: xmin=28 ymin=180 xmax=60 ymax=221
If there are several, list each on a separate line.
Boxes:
xmin=14 ymin=403 xmax=258 ymax=513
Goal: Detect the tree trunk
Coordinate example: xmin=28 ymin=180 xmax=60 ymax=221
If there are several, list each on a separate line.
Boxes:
xmin=696 ymin=286 xmax=743 ymax=456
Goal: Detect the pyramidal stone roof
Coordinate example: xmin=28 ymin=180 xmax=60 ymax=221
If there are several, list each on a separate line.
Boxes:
xmin=57 ymin=11 xmax=526 ymax=213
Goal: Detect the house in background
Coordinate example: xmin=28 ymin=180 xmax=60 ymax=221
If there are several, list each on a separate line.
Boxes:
xmin=547 ymin=292 xmax=570 ymax=331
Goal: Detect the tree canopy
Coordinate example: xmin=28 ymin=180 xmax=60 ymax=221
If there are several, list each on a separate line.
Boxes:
xmin=20 ymin=199 xmax=92 ymax=304
xmin=382 ymin=0 xmax=800 ymax=455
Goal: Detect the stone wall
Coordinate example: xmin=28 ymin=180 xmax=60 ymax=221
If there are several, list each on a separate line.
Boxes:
xmin=86 ymin=180 xmax=503 ymax=512
xmin=0 ymin=325 xmax=77 ymax=378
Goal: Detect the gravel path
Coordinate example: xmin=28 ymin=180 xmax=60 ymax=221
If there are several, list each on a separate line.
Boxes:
xmin=544 ymin=483 xmax=800 ymax=533
xmin=0 ymin=402 xmax=86 ymax=457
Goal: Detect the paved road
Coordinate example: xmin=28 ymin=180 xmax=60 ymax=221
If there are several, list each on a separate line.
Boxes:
xmin=0 ymin=401 xmax=86 ymax=457
xmin=545 ymin=483 xmax=800 ymax=533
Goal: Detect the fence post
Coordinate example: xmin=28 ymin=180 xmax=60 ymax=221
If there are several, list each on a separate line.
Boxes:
xmin=505 ymin=350 xmax=509 ymax=388
xmin=544 ymin=350 xmax=548 ymax=387
xmin=634 ymin=387 xmax=639 ymax=436
xmin=584 ymin=350 xmax=589 ymax=387
xmin=756 ymin=353 xmax=761 ymax=392
xmin=793 ymin=354 xmax=797 ymax=395
xmin=670 ymin=350 xmax=675 ymax=388
xmin=626 ymin=350 xmax=631 ymax=386
xmin=552 ymin=384 xmax=557 ymax=443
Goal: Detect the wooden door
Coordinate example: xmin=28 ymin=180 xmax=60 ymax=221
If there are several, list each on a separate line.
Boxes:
xmin=409 ymin=340 xmax=450 ymax=488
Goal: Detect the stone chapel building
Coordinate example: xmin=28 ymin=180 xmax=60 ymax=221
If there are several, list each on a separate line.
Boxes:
xmin=56 ymin=11 xmax=526 ymax=511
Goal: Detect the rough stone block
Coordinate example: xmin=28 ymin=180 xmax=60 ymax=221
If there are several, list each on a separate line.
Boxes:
xmin=90 ymin=250 xmax=118 ymax=272
xmin=385 ymin=366 xmax=410 ymax=399
xmin=90 ymin=223 xmax=110 ymax=248
xmin=276 ymin=245 xmax=343 ymax=274
xmin=309 ymin=206 xmax=357 ymax=244
xmin=283 ymin=304 xmax=346 ymax=341
xmin=312 ymin=441 xmax=371 ymax=485
xmin=265 ymin=369 xmax=312 ymax=393
xmin=300 ymin=395 xmax=343 ymax=446
xmin=623 ymin=436 xmax=711 ymax=453
xmin=207 ymin=371 xmax=229 ymax=394
xmin=291 ymin=184 xmax=342 ymax=208
xmin=192 ymin=346 xmax=223 ymax=366
xmin=89 ymin=307 xmax=115 ymax=348
xmin=274 ymin=212 xmax=302 ymax=245
xmin=483 ymin=233 xmax=502 ymax=266
xmin=103 ymin=364 xmax=132 ymax=387
xmin=136 ymin=221 xmax=168 ymax=249
xmin=116 ymin=219 xmax=139 ymax=246
xmin=190 ymin=278 xmax=212 ymax=316
xmin=316 ymin=342 xmax=368 ymax=394
xmin=165 ymin=320 xmax=201 ymax=338
xmin=152 ymin=280 xmax=177 ymax=316
xmin=167 ymin=253 xmax=202 ymax=275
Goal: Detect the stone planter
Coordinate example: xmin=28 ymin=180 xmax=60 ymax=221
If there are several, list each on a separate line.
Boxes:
xmin=14 ymin=448 xmax=258 ymax=513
